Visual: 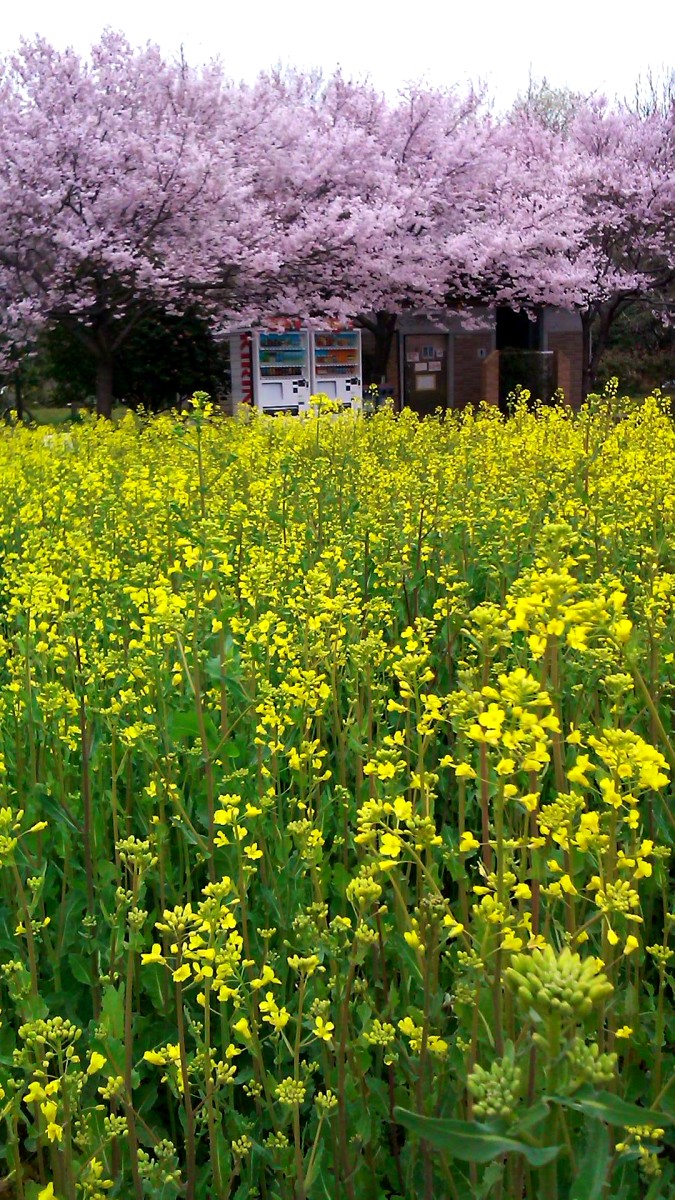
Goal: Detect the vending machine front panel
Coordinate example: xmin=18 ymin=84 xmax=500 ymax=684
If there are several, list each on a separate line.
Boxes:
xmin=312 ymin=330 xmax=362 ymax=408
xmin=255 ymin=331 xmax=311 ymax=412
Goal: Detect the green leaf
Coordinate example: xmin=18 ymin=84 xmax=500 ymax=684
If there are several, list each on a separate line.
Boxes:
xmin=394 ymin=935 xmax=424 ymax=985
xmin=25 ymin=1183 xmax=48 ymax=1200
xmin=169 ymin=709 xmax=199 ymax=742
xmin=477 ymin=1161 xmax=504 ymax=1199
xmin=142 ymin=962 xmax=169 ymax=1012
xmin=204 ymin=654 xmax=225 ymax=682
xmin=304 ymin=1141 xmax=325 ymax=1193
xmin=21 ymin=993 xmax=48 ymax=1022
xmin=69 ymin=954 xmax=91 ymax=985
xmin=213 ymin=1126 xmax=232 ymax=1194
xmin=512 ymin=1101 xmax=550 ymax=1135
xmin=569 ymin=1119 xmax=610 ymax=1200
xmin=394 ymin=1108 xmax=561 ymax=1166
xmin=549 ymin=1089 xmax=672 ymax=1128
xmin=101 ymin=981 xmax=125 ymax=1040
xmin=35 ymin=790 xmax=82 ymax=835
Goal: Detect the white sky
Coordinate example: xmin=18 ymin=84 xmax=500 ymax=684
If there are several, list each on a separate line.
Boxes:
xmin=0 ymin=0 xmax=672 ymax=109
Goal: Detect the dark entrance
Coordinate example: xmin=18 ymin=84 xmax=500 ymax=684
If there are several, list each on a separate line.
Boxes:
xmin=403 ymin=334 xmax=449 ymax=416
xmin=496 ymin=308 xmax=554 ymax=410
xmin=496 ymin=307 xmax=543 ymax=351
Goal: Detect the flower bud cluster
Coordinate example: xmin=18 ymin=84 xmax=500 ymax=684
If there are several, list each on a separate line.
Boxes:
xmin=137 ymin=1141 xmax=181 ymax=1189
xmin=567 ymin=1037 xmax=617 ymax=1088
xmin=467 ymin=1057 xmax=522 ymax=1119
xmin=505 ymin=946 xmax=612 ymax=1019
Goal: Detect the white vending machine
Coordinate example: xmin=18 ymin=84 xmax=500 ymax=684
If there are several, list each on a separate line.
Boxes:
xmin=311 ymin=330 xmax=362 ymax=408
xmin=228 ymin=326 xmax=362 ymax=413
xmin=255 ymin=330 xmax=311 ymax=413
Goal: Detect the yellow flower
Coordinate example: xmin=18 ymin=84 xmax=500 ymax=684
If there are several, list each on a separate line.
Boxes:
xmin=616 ymin=1026 xmax=633 ymax=1039
xmin=41 ymin=1101 xmax=62 ymax=1143
xmin=459 ymin=831 xmax=480 ymax=853
xmin=143 ymin=1050 xmax=166 ymax=1065
xmin=251 ymin=964 xmax=281 ymax=990
xmin=404 ymin=930 xmax=423 ymax=951
xmin=519 ymin=792 xmax=540 ymax=813
xmin=624 ymin=936 xmax=640 ymax=956
xmin=512 ymin=882 xmax=531 ymax=901
xmin=427 ymin=1036 xmax=448 ymax=1056
xmin=611 ymin=619 xmax=633 ymax=644
xmin=567 ymin=755 xmax=594 ymax=788
xmin=455 ymin=763 xmax=477 ymax=780
xmin=141 ymin=944 xmax=167 ymax=966
xmin=87 ymin=1052 xmax=107 ymax=1076
xmin=528 ymin=634 xmax=547 ymax=659
xmin=172 ymin=964 xmax=191 ymax=984
xmin=380 ymin=832 xmax=402 ymax=858
xmin=259 ymin=992 xmax=290 ymax=1031
xmin=313 ymin=1017 xmax=335 ymax=1042
xmin=501 ymin=930 xmax=524 ymax=951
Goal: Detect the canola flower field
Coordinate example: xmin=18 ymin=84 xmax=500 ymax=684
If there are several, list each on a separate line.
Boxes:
xmin=0 ymin=392 xmax=673 ymax=1200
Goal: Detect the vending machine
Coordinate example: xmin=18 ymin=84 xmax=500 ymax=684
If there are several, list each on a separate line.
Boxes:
xmin=228 ymin=328 xmax=310 ymax=414
xmin=255 ymin=330 xmax=311 ymax=413
xmin=228 ymin=326 xmax=362 ymax=413
xmin=311 ymin=330 xmax=362 ymax=408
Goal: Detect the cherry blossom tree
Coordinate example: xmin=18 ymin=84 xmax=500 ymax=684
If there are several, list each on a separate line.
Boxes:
xmin=567 ymin=100 xmax=675 ymax=393
xmin=0 ymin=48 xmax=423 ymax=413
xmin=0 ymin=34 xmax=270 ymax=415
xmin=443 ymin=110 xmax=596 ymax=311
xmin=235 ymin=70 xmax=429 ymax=326
xmin=0 ymin=37 xmax=672 ymax=412
xmin=306 ymin=78 xmax=499 ymax=379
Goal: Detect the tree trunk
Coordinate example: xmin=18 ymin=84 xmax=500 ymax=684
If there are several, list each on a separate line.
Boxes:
xmin=582 ymin=298 xmax=630 ymax=399
xmin=358 ymin=311 xmax=398 ymax=388
xmin=371 ymin=312 xmax=398 ymax=385
xmin=581 ymin=310 xmax=593 ymax=402
xmin=589 ymin=303 xmax=621 ymax=392
xmin=14 ymin=372 xmax=23 ymax=423
xmin=96 ymin=356 xmax=114 ymax=419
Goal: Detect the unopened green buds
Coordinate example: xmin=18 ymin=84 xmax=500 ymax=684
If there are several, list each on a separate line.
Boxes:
xmin=505 ymin=945 xmax=613 ymax=1020
xmin=567 ymin=1037 xmax=617 ymax=1089
xmin=468 ymin=1055 xmax=522 ymax=1119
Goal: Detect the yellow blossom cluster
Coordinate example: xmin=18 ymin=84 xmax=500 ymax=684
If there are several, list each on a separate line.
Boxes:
xmin=0 ymin=393 xmax=671 ymax=1198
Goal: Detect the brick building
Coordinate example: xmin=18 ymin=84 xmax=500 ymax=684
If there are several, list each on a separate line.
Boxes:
xmin=363 ymin=306 xmax=584 ymax=413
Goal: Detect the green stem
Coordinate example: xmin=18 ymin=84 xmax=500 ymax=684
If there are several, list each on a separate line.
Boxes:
xmin=204 ymin=981 xmax=225 ymax=1197
xmin=12 ymin=864 xmax=39 ymax=997
xmin=175 ymin=973 xmax=197 ymax=1200
xmin=123 ymin=947 xmax=144 ymax=1200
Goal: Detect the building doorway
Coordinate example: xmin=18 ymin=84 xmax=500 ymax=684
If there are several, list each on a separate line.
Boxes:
xmin=403 ymin=334 xmax=449 ymax=415
xmin=496 ymin=307 xmax=553 ymax=411
xmin=496 ymin=307 xmax=542 ymax=351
